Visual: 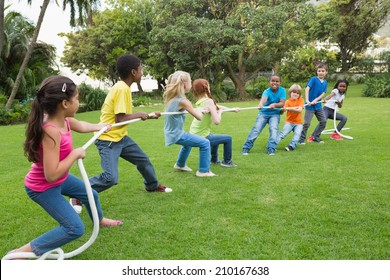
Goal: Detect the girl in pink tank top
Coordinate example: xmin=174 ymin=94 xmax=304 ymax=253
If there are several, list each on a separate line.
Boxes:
xmin=7 ymin=75 xmax=122 ymax=258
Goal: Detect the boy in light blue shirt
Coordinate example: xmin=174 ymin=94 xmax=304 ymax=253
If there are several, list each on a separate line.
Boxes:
xmin=242 ymin=75 xmax=286 ymax=155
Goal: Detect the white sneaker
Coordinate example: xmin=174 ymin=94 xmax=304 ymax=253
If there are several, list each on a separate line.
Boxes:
xmin=173 ymin=163 xmax=193 ymax=172
xmin=195 ymin=171 xmax=218 ymax=177
xmin=69 ymin=198 xmax=82 ymax=214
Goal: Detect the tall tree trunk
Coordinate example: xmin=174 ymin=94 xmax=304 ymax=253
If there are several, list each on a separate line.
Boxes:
xmin=0 ymin=0 xmax=5 ymax=55
xmin=5 ymin=0 xmax=50 ymax=109
xmin=226 ymin=61 xmax=249 ymax=99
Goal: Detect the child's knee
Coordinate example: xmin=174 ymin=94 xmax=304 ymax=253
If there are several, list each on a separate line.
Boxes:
xmin=67 ymin=219 xmax=85 ymax=239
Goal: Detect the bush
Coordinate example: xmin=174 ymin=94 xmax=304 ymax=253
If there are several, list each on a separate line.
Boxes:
xmin=362 ymin=75 xmax=390 ymax=98
xmin=78 ymin=83 xmax=107 ymax=112
xmin=0 ymin=98 xmax=31 ymax=125
xmin=132 ymin=95 xmax=152 ymax=107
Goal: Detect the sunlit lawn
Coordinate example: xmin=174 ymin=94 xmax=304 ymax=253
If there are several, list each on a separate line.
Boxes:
xmin=0 ymin=83 xmax=389 ymax=259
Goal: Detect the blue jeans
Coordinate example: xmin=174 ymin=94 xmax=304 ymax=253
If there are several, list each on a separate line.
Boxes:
xmin=242 ymin=113 xmax=280 ymax=153
xmin=274 ymin=122 xmax=303 ymax=150
xmin=89 ymin=136 xmax=159 ymax=192
xmin=206 ymin=133 xmax=233 ymax=163
xmin=26 ymin=174 xmax=103 ymax=256
xmin=176 ymin=132 xmax=211 ymax=172
xmin=299 ymin=109 xmax=327 ymax=142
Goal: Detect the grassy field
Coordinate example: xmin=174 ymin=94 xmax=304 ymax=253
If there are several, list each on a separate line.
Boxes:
xmin=0 ymin=84 xmax=389 ymax=260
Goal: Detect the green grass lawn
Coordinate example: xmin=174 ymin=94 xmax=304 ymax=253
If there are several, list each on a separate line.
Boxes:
xmin=0 ymin=84 xmax=389 ymax=260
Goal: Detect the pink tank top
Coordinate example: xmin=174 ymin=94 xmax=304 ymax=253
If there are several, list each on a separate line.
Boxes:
xmin=24 ymin=118 xmax=73 ymax=192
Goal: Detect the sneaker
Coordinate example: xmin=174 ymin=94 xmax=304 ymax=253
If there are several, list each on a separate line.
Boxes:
xmin=330 ymin=132 xmax=343 ymax=141
xmin=195 ymin=171 xmax=218 ymax=177
xmin=313 ymin=137 xmax=325 ymax=144
xmin=285 ymin=145 xmax=294 ymax=152
xmin=307 ymin=135 xmax=314 ymax=143
xmin=147 ymin=184 xmax=173 ymax=192
xmin=70 ymin=198 xmax=82 ymax=214
xmin=220 ymin=161 xmax=237 ymax=167
xmin=211 ymin=160 xmax=222 ymax=164
xmin=267 ymin=149 xmax=276 ymax=155
xmin=242 ymin=149 xmax=249 ymax=155
xmin=173 ymin=163 xmax=192 ymax=172
xmin=298 ymin=140 xmax=306 ymax=145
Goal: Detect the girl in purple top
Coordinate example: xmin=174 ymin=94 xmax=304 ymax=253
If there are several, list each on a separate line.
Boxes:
xmin=8 ymin=75 xmax=122 ymax=258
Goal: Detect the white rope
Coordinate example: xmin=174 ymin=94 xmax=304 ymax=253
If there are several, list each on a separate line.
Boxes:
xmin=2 ymin=114 xmax=157 ymax=261
xmin=333 ymin=105 xmax=353 ymax=140
xmin=322 ymin=127 xmax=350 ymax=134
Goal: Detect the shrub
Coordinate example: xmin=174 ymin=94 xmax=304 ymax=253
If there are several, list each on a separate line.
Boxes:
xmin=132 ymin=95 xmax=152 ymax=107
xmin=78 ymin=83 xmax=107 ymax=112
xmin=0 ymin=99 xmax=31 ymax=125
xmin=362 ymin=75 xmax=390 ymax=98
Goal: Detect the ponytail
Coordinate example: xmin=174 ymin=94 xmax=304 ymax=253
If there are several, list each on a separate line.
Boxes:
xmin=24 ymin=75 xmax=77 ymax=162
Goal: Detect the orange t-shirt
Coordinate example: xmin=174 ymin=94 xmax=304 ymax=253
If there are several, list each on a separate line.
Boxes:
xmin=285 ymin=97 xmax=304 ymax=124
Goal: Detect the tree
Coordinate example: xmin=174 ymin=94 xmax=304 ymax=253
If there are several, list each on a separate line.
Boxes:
xmin=307 ymin=0 xmax=390 ymax=72
xmin=0 ymin=11 xmax=57 ymax=101
xmin=0 ymin=0 xmax=5 ymax=56
xmin=61 ymin=0 xmax=153 ymax=87
xmin=5 ymin=0 xmax=99 ymax=109
xmin=150 ymin=0 xmax=308 ymax=98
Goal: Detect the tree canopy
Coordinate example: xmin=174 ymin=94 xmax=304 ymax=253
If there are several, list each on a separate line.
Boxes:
xmin=307 ymin=0 xmax=390 ymax=71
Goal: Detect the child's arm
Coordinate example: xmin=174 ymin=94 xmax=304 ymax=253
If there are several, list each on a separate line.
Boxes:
xmin=285 ymin=106 xmax=303 ymax=113
xmin=258 ymin=96 xmax=268 ymax=109
xmin=180 ymin=99 xmax=203 ymax=120
xmin=305 ymin=86 xmax=311 ymax=104
xmin=205 ymin=99 xmax=222 ymax=125
xmin=313 ymin=92 xmax=325 ymax=104
xmin=115 ymin=111 xmax=160 ymax=123
xmin=42 ymin=126 xmax=85 ymax=182
xmin=68 ymin=118 xmax=111 ymax=133
xmin=323 ymin=90 xmax=335 ymax=102
xmin=269 ymin=99 xmax=286 ymax=109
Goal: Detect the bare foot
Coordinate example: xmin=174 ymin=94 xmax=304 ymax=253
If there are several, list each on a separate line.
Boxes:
xmin=100 ymin=217 xmax=123 ymax=227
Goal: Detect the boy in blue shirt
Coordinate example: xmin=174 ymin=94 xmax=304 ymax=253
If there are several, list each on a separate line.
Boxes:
xmin=299 ymin=63 xmax=328 ymax=144
xmin=242 ymin=75 xmax=286 ymax=155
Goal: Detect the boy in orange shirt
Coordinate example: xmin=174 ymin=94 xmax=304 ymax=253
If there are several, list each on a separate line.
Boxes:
xmin=273 ymin=84 xmax=304 ymax=152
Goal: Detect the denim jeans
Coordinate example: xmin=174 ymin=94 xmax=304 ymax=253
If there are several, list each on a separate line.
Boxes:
xmin=274 ymin=122 xmax=303 ymax=150
xmin=206 ymin=133 xmax=233 ymax=163
xmin=176 ymin=132 xmax=211 ymax=172
xmin=321 ymin=106 xmax=347 ymax=131
xmin=26 ymin=174 xmax=103 ymax=256
xmin=299 ymin=109 xmax=327 ymax=142
xmin=89 ymin=136 xmax=158 ymax=192
xmin=242 ymin=113 xmax=280 ymax=153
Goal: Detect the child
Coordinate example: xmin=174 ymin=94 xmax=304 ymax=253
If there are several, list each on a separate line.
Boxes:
xmin=87 ymin=54 xmax=172 ymax=195
xmin=190 ymin=78 xmax=238 ymax=167
xmin=163 ymin=71 xmax=216 ymax=177
xmin=299 ymin=62 xmax=328 ymax=144
xmin=319 ymin=79 xmax=349 ymax=140
xmin=272 ymin=84 xmax=304 ymax=152
xmin=242 ymin=74 xmax=286 ymax=155
xmin=9 ymin=75 xmax=122 ymax=258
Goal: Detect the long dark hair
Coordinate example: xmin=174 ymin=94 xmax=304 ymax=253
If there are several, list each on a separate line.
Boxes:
xmin=24 ymin=75 xmax=77 ymax=163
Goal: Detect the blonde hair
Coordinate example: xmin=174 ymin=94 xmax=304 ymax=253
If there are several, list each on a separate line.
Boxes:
xmin=288 ymin=84 xmax=302 ymax=97
xmin=163 ymin=71 xmax=191 ymax=107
